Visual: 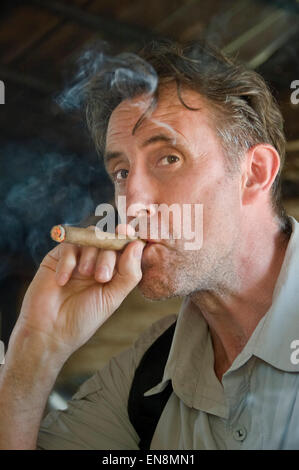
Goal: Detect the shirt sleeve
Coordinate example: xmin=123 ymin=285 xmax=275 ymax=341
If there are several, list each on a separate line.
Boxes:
xmin=37 ymin=314 xmax=177 ymax=450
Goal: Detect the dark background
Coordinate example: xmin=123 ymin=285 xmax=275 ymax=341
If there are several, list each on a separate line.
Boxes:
xmin=0 ymin=0 xmax=299 ymax=405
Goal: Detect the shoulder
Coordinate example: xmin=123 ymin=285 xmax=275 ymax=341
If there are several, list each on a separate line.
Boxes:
xmin=37 ymin=314 xmax=177 ymax=450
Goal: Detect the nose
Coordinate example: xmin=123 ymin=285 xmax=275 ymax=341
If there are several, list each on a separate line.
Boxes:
xmin=119 ymin=166 xmax=159 ymax=236
xmin=125 ymin=166 xmax=158 ymax=218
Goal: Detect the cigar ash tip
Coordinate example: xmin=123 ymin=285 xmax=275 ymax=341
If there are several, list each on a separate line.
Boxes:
xmin=51 ymin=225 xmax=66 ymax=243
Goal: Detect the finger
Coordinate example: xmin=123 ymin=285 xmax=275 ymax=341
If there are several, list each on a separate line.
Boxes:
xmin=116 ymin=223 xmax=136 ymax=238
xmin=55 ymin=242 xmax=79 ymax=286
xmin=78 ymin=246 xmax=99 ymax=276
xmin=64 ymin=225 xmax=97 ymax=278
xmin=40 ymin=245 xmax=60 ymax=268
xmin=94 ymin=249 xmax=117 ymax=283
xmin=94 ymin=223 xmax=136 ymax=282
xmin=103 ymin=239 xmax=145 ymax=308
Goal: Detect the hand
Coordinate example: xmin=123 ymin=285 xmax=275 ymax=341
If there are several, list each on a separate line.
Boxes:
xmin=17 ymin=225 xmax=145 ymax=360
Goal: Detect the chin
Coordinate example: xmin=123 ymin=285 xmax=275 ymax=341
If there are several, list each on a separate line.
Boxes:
xmin=137 ymin=266 xmax=180 ymax=301
xmin=138 ymin=243 xmax=197 ymax=300
xmin=137 ymin=272 xmax=169 ymax=301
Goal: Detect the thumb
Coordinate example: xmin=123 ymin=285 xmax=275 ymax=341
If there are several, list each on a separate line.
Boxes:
xmin=103 ymin=240 xmax=145 ymax=308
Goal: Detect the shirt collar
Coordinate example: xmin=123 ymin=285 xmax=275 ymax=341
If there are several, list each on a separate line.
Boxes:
xmin=250 ymin=215 xmax=299 ymax=372
xmin=144 ymin=216 xmax=299 ymax=411
xmin=144 ymin=295 xmax=227 ymax=415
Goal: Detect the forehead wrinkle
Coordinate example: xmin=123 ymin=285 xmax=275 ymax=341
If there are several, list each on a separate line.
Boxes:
xmin=109 ymin=88 xmax=199 ymax=138
xmin=106 ymin=111 xmax=202 ymax=164
xmin=144 ymin=113 xmax=199 ymax=148
xmin=135 ymin=101 xmax=199 ymax=138
xmin=106 ymin=87 xmax=210 ymax=160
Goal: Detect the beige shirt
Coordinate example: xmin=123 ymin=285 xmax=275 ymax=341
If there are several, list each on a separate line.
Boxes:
xmin=38 ymin=216 xmax=299 ymax=450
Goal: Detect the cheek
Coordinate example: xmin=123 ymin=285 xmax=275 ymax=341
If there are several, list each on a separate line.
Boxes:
xmin=202 ymin=180 xmax=241 ymax=235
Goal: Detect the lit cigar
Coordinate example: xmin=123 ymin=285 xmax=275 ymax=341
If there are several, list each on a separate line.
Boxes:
xmin=50 ymin=224 xmax=141 ymax=251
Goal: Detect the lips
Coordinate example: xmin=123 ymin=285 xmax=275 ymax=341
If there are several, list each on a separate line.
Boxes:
xmin=144 ymin=238 xmax=173 ymax=249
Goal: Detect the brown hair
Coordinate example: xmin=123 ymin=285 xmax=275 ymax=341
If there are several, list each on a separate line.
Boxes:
xmin=85 ymin=38 xmax=290 ymax=231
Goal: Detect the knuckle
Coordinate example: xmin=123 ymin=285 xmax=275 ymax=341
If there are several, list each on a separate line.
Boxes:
xmin=80 ymin=246 xmax=98 ymax=260
xmin=78 ymin=247 xmax=98 ymax=274
xmin=59 ymin=251 xmax=77 ymax=270
xmin=48 ymin=245 xmax=60 ymax=257
xmin=96 ymin=249 xmax=114 ymax=266
xmin=58 ymin=242 xmax=76 ymax=258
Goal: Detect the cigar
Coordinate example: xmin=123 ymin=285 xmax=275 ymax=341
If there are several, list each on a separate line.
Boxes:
xmin=50 ymin=224 xmax=141 ymax=251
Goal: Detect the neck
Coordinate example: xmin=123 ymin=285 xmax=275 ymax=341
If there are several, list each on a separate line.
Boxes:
xmin=190 ymin=215 xmax=291 ymax=381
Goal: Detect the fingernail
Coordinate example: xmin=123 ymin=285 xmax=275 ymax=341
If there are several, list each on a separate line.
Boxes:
xmin=96 ymin=266 xmax=110 ymax=281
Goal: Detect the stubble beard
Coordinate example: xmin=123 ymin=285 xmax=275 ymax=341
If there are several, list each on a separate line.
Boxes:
xmin=137 ymin=242 xmax=238 ymax=301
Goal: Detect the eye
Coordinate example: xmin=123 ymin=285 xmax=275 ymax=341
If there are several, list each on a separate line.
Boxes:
xmin=112 ymin=168 xmax=129 ymax=183
xmin=159 ymin=155 xmax=180 ymax=166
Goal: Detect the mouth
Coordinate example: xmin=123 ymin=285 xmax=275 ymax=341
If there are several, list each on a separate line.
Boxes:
xmin=142 ymin=235 xmax=177 ymax=251
xmin=144 ymin=238 xmax=169 ymax=247
xmin=144 ymin=238 xmax=175 ymax=250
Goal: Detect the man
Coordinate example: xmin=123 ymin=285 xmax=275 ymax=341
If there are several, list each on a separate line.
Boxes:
xmin=0 ymin=38 xmax=298 ymax=450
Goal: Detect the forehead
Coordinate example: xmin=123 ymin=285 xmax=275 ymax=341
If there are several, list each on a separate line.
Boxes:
xmin=105 ymin=84 xmax=212 ymax=149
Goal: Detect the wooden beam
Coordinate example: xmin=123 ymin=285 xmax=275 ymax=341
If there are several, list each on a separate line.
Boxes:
xmin=26 ymin=0 xmax=159 ymax=43
xmin=286 ymin=140 xmax=299 ymax=152
xmin=222 ymin=6 xmax=299 ymax=69
xmin=0 ymin=64 xmax=54 ymax=94
xmin=247 ymin=24 xmax=299 ymax=69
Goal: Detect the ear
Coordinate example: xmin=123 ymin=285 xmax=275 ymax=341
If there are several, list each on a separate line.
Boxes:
xmin=241 ymin=144 xmax=281 ymax=206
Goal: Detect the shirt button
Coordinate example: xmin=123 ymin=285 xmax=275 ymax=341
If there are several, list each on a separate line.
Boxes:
xmin=233 ymin=426 xmax=247 ymax=442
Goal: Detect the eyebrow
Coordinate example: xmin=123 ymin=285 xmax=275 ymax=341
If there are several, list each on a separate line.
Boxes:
xmin=104 ymin=133 xmax=176 ymax=167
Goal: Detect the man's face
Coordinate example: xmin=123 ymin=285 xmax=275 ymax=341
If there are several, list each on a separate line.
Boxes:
xmin=105 ymin=84 xmax=242 ymax=300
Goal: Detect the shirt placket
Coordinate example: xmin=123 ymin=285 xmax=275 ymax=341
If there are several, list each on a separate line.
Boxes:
xmin=221 ymin=365 xmax=252 ymax=449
